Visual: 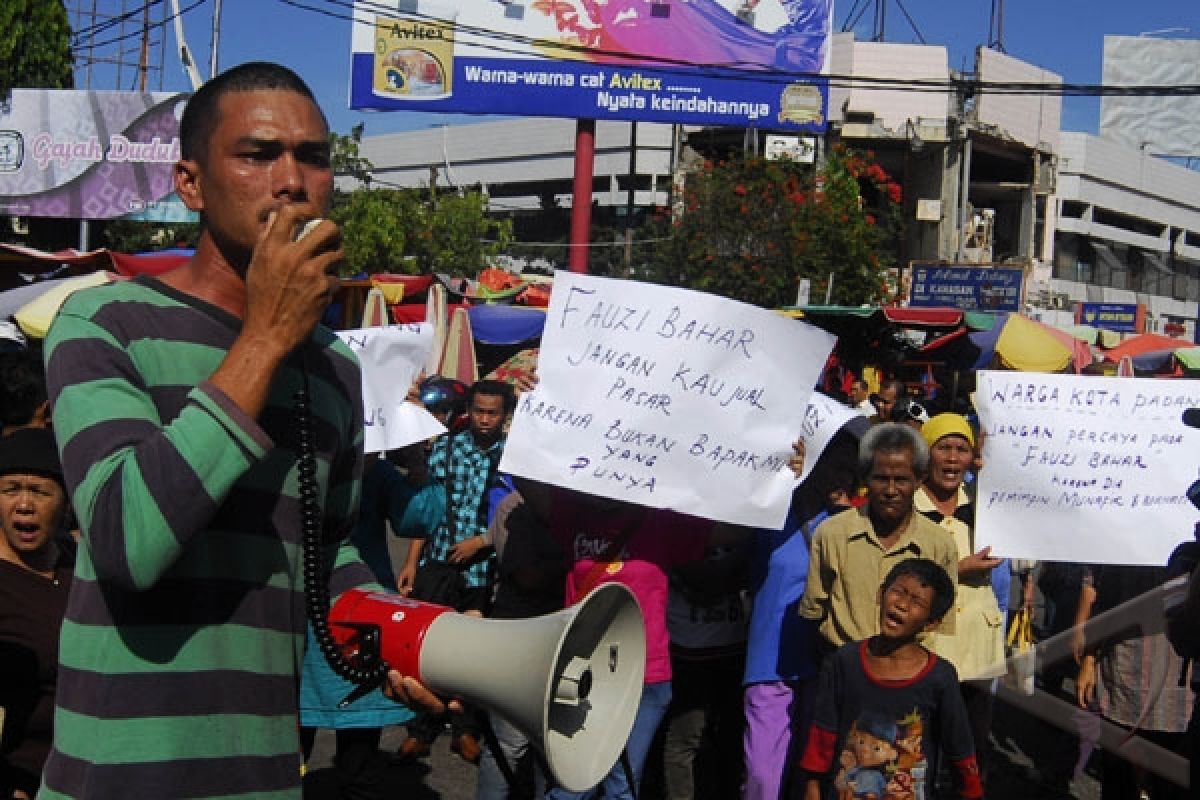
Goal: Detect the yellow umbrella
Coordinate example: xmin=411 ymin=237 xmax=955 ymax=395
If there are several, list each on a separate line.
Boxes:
xmin=993 ymin=313 xmax=1073 ymax=373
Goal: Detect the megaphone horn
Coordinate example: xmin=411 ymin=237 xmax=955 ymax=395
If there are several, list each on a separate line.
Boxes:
xmin=329 ymin=582 xmax=646 ymax=792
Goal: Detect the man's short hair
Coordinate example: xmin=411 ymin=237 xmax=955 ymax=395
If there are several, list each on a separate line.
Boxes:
xmin=467 ymin=379 xmax=516 ymax=413
xmin=0 ymin=349 xmax=47 ymax=428
xmin=879 ymin=379 xmax=905 ymax=396
xmin=859 ymin=422 xmax=929 ymax=477
xmin=882 ymin=558 xmax=955 ymax=622
xmin=180 ymin=62 xmax=324 ymax=166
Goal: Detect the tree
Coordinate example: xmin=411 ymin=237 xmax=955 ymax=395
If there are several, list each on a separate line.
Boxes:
xmin=0 ymin=0 xmax=73 ymax=97
xmin=330 ymin=183 xmax=513 ymax=276
xmin=648 ymin=147 xmax=903 ymax=308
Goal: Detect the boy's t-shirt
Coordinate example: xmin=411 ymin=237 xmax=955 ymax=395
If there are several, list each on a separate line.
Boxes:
xmin=800 ymin=640 xmax=981 ymax=800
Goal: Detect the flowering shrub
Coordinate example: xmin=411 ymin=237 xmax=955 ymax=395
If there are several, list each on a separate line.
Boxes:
xmin=647 ymin=146 xmax=903 ymax=308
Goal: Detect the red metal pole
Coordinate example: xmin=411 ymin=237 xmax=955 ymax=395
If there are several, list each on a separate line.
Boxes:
xmin=568 ymin=119 xmax=596 ymax=274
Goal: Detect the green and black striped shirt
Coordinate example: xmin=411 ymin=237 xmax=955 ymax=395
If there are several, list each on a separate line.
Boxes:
xmin=41 ymin=276 xmax=371 ymax=799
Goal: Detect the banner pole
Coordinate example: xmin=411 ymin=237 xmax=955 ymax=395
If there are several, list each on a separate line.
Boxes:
xmin=569 ymin=119 xmax=596 ymax=274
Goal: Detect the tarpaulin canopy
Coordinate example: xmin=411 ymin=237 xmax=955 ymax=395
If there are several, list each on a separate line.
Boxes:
xmin=0 ymin=242 xmax=189 ymax=286
xmin=785 ymin=305 xmax=996 ymax=330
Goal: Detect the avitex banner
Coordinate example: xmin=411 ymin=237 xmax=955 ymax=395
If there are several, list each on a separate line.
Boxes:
xmin=350 ymin=0 xmax=831 ymax=131
xmin=499 ymin=271 xmax=836 ymax=529
xmin=0 ymin=90 xmax=194 ymax=221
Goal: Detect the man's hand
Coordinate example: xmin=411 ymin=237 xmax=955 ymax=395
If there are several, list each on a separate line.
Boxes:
xmin=449 ymin=534 xmax=487 ymax=565
xmin=958 ymin=546 xmax=1003 ymax=577
xmin=406 ymin=371 xmax=426 ymax=406
xmin=396 ymin=563 xmax=417 ymax=596
xmin=1075 ymin=654 xmax=1097 ymax=708
xmin=384 ymin=670 xmax=458 ymax=714
xmin=788 ymin=438 xmax=807 ymax=479
xmin=241 ymin=205 xmax=343 ymax=358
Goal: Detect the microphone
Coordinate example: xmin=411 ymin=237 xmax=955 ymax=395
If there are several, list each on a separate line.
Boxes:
xmin=1183 ymin=408 xmax=1200 ymax=429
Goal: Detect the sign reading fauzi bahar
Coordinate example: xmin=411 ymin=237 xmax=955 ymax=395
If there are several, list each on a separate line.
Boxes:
xmin=499 ymin=272 xmax=836 ymax=529
xmin=350 ymin=0 xmax=832 ymax=131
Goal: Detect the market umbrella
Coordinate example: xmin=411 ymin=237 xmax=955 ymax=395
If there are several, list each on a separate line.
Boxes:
xmin=966 ymin=312 xmax=1091 ymax=374
xmin=1173 ymin=347 xmax=1200 ymax=372
xmin=14 ymin=272 xmax=113 ymax=339
xmin=1101 ymin=332 xmax=1192 ymax=362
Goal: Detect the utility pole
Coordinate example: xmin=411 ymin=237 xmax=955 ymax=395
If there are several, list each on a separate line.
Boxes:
xmin=138 ymin=2 xmax=150 ymax=91
xmin=988 ymin=0 xmax=1006 ymax=52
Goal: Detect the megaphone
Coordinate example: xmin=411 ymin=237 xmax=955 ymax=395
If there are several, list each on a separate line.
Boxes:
xmin=328 ymin=582 xmax=646 ymax=792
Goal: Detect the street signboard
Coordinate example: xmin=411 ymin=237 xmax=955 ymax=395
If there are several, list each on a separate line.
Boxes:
xmin=349 ymin=0 xmax=831 ymax=131
xmin=908 ymin=263 xmax=1025 ymax=312
xmin=0 ymin=90 xmax=194 ymax=222
xmin=1077 ymin=302 xmax=1141 ymax=333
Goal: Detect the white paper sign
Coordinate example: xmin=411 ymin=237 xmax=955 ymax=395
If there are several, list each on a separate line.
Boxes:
xmin=975 ymin=370 xmax=1200 ymax=565
xmin=336 ymin=325 xmax=446 ymax=454
xmin=796 ymin=392 xmax=862 ymax=483
xmin=499 ymin=272 xmax=836 ymax=528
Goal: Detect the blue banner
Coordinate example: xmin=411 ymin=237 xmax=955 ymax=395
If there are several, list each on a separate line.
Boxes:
xmin=908 ymin=264 xmax=1025 ymax=312
xmin=350 ymin=1 xmax=830 ymax=131
xmin=1079 ymin=302 xmax=1139 ymax=333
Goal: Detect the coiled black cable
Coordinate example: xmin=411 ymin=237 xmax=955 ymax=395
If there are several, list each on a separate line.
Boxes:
xmin=295 ymin=375 xmax=391 ymax=695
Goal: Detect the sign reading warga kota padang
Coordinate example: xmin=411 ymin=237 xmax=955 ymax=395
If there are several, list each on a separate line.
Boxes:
xmin=908 ymin=263 xmax=1025 ymax=312
xmin=974 ymin=371 xmax=1198 ymax=566
xmin=350 ymin=0 xmax=831 ymax=131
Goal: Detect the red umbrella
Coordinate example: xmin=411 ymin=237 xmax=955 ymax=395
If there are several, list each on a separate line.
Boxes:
xmin=1101 ymin=332 xmax=1192 ymax=362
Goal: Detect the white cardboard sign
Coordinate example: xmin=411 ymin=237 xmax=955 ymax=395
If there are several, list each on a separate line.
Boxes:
xmin=336 ymin=324 xmax=446 ymax=454
xmin=796 ymin=391 xmax=862 ymax=483
xmin=975 ymin=370 xmax=1199 ymax=565
xmin=499 ymin=272 xmax=836 ymax=528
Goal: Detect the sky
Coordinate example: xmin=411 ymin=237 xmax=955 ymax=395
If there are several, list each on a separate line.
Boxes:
xmin=72 ymin=0 xmax=1199 ymax=138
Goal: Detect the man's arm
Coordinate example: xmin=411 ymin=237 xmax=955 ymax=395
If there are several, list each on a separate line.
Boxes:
xmin=46 ymin=306 xmax=275 ymax=590
xmin=797 ymin=525 xmax=831 ymax=621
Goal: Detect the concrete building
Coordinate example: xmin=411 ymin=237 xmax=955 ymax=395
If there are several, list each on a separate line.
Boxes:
xmin=352 ymin=33 xmax=1199 ymax=335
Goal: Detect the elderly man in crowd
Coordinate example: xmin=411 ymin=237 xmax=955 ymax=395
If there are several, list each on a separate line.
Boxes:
xmin=798 ymin=423 xmax=959 ymax=655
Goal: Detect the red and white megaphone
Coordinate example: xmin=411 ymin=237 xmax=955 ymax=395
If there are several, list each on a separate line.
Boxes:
xmin=328 ymin=582 xmax=646 ymax=792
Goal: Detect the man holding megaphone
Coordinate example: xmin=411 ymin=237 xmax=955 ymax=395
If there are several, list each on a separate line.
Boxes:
xmin=38 ymin=63 xmax=443 ymax=800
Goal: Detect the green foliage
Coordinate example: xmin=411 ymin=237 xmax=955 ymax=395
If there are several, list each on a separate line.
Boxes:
xmin=0 ymin=0 xmax=73 ymax=96
xmin=99 ymin=219 xmax=199 ymax=252
xmin=330 ymin=188 xmax=418 ymax=275
xmin=331 ymin=185 xmax=512 ymax=276
xmin=648 ymin=146 xmax=903 ymax=308
xmin=330 ymin=123 xmax=373 ymax=187
xmin=325 ymin=127 xmax=514 ymax=276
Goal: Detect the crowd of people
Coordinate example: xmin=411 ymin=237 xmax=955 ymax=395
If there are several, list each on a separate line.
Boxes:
xmin=0 ymin=60 xmax=1197 ymax=800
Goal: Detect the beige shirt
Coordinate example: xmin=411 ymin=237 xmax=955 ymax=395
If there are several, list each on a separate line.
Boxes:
xmin=915 ymin=486 xmax=1008 ymax=681
xmin=798 ymin=505 xmax=959 ymax=648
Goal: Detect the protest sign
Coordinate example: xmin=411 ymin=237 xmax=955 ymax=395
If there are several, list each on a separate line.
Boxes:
xmin=975 ymin=370 xmax=1200 ymax=565
xmin=336 ymin=325 xmax=445 ymax=453
xmin=499 ymin=272 xmax=836 ymax=528
xmin=795 ymin=391 xmax=863 ymax=483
